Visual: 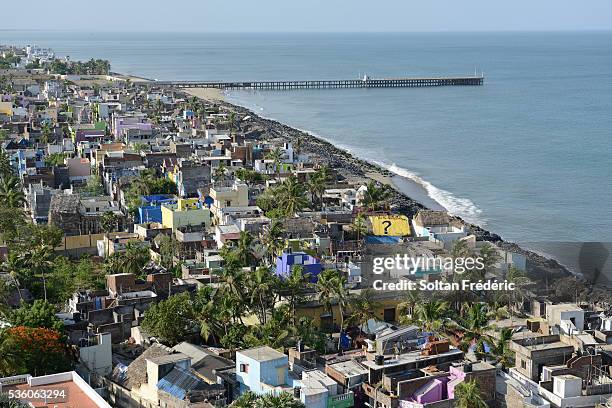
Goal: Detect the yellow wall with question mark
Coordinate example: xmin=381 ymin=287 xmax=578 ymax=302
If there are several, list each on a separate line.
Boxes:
xmin=369 ymin=215 xmax=411 ymax=236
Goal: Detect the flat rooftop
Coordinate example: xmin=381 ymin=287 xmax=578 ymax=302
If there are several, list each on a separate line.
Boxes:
xmin=239 ymin=346 xmax=286 ymax=362
xmin=362 ymin=348 xmax=463 ymax=370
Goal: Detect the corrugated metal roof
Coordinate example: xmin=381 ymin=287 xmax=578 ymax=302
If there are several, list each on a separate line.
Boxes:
xmin=156 ymin=366 xmax=204 ymax=400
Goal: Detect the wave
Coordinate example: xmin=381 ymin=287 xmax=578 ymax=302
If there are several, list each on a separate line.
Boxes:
xmin=380 ymin=162 xmax=485 ymax=225
xmin=225 ymin=93 xmax=486 ymax=226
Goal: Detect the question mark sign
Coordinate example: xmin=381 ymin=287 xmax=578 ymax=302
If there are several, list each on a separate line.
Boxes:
xmin=382 ymin=220 xmax=392 ymax=235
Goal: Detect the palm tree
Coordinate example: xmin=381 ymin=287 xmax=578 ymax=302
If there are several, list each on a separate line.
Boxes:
xmin=459 ymin=303 xmax=493 ymax=357
xmin=504 ymin=267 xmax=533 ymax=313
xmin=361 ymin=181 xmax=391 ymax=211
xmin=266 ymin=147 xmax=284 ymax=177
xmin=412 ymin=300 xmax=450 ymax=334
xmin=307 ymin=170 xmax=326 ymax=210
xmin=0 ymin=175 xmax=25 ymax=208
xmin=278 ymin=176 xmax=308 ymax=216
xmin=229 ymin=391 xmax=258 ymax=408
xmin=454 ymin=380 xmax=487 ymax=408
xmin=247 ymin=266 xmax=275 ymax=324
xmin=213 ymin=163 xmax=227 ymax=182
xmin=1 ymin=253 xmax=25 ymax=303
xmin=347 ymin=289 xmax=380 ymax=329
xmin=40 ymin=122 xmax=52 ymax=144
xmin=398 ymin=289 xmax=424 ymax=323
xmin=0 ymin=149 xmax=14 ymax=178
xmin=130 ymin=171 xmax=154 ymax=196
xmin=280 ymin=266 xmax=311 ymax=325
xmin=262 ymin=220 xmax=285 ymax=265
xmin=350 ymin=213 xmax=368 ymax=244
xmin=0 ymin=330 xmax=22 ymax=377
xmin=236 ymin=231 xmax=255 ymax=266
xmin=491 ymin=327 xmax=514 ymax=368
xmin=254 ymin=393 xmax=306 ymax=408
xmin=317 ymin=269 xmax=338 ymax=333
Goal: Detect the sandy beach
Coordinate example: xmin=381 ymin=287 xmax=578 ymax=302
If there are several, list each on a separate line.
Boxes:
xmin=184 ymin=87 xmax=225 ymax=101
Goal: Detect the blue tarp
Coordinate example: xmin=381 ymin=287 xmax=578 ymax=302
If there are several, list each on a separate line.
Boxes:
xmin=365 ymin=235 xmax=401 ymax=244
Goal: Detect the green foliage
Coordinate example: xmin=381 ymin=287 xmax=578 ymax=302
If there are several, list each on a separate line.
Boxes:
xmin=0 ymin=52 xmax=21 ymax=69
xmin=361 ymin=181 xmax=392 ymax=211
xmin=10 ymin=300 xmax=63 ymax=331
xmin=235 ymin=168 xmax=264 ymax=184
xmin=83 ymin=174 xmax=105 ymax=196
xmin=100 ymin=211 xmax=119 ymax=233
xmin=0 ymin=175 xmax=25 ymax=208
xmin=258 ymin=176 xmax=308 ymax=217
xmin=104 ymin=241 xmax=151 ymax=276
xmin=454 ymin=380 xmax=487 ymax=408
xmin=46 ymin=58 xmax=111 ymax=75
xmin=44 ymin=152 xmax=66 ymax=167
xmin=142 ymin=293 xmax=196 ymax=346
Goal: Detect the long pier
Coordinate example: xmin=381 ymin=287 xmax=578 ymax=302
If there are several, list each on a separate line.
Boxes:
xmin=155 ymin=75 xmax=484 ymax=90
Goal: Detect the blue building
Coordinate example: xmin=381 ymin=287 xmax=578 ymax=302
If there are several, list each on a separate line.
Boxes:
xmin=137 ymin=194 xmax=176 ymax=224
xmin=275 ymin=251 xmax=323 ymax=282
xmin=235 ymin=346 xmax=291 ymax=396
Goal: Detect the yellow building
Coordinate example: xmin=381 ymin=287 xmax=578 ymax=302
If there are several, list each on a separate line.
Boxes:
xmin=161 ymin=199 xmax=211 ymax=232
xmin=0 ymin=102 xmax=12 ymax=116
xmin=295 ymin=294 xmax=403 ymax=331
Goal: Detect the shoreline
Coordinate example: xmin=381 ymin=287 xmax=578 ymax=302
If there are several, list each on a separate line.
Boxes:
xmin=209 ymin=95 xmax=573 ymax=285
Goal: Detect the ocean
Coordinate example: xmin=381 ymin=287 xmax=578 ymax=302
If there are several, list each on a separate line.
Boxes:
xmin=2 ymin=30 xmax=611 ymax=250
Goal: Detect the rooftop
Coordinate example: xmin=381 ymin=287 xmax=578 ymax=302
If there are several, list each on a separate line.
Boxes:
xmin=0 ymin=371 xmax=111 ymax=408
xmin=238 ymin=346 xmax=286 ymax=362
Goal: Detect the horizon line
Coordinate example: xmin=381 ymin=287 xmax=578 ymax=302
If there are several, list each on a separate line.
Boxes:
xmin=1 ymin=28 xmax=612 ymax=34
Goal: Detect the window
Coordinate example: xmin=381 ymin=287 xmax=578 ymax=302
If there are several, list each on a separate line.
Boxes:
xmin=240 ymin=363 xmax=249 ymax=373
xmin=521 ymin=360 xmax=526 ymax=369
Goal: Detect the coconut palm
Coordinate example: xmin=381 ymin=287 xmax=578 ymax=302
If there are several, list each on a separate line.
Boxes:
xmin=454 ymin=380 xmax=487 ymax=408
xmin=213 ymin=163 xmax=227 ymax=182
xmin=254 ymin=392 xmax=305 ymax=408
xmin=491 ymin=327 xmax=514 ymax=368
xmin=317 ymin=269 xmax=338 ymax=333
xmin=280 ymin=266 xmax=311 ymax=325
xmin=100 ymin=211 xmax=119 ymax=233
xmin=277 ymin=176 xmax=308 ymax=216
xmin=247 ymin=266 xmax=275 ymax=325
xmin=0 ymin=149 xmax=13 ymax=177
xmin=0 ymin=329 xmax=22 ymax=377
xmin=361 ymin=181 xmax=391 ymax=211
xmin=266 ymin=147 xmax=284 ymax=177
xmin=0 ymin=175 xmax=24 ymax=208
xmin=504 ymin=267 xmax=533 ymax=313
xmin=412 ymin=300 xmax=450 ymax=334
xmin=347 ymin=289 xmax=380 ymax=329
xmin=262 ymin=220 xmax=285 ymax=265
xmin=398 ymin=288 xmax=424 ymax=323
xmin=307 ymin=169 xmax=327 ymax=210
xmin=350 ymin=213 xmax=368 ymax=243
xmin=235 ymin=231 xmax=256 ymax=267
xmin=459 ymin=303 xmax=494 ymax=357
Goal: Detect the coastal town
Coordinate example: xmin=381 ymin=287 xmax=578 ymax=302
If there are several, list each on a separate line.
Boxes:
xmin=2 ymin=44 xmax=612 ymax=408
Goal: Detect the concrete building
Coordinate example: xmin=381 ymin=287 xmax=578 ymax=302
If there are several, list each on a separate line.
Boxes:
xmin=209 ymin=180 xmax=249 ymax=218
xmin=161 ymin=198 xmax=211 ymax=232
xmin=510 ymin=334 xmax=574 ymax=382
xmin=235 ymin=346 xmax=291 ymax=396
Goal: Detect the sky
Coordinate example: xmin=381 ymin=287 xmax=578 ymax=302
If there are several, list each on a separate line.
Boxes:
xmin=2 ymin=0 xmax=611 ymax=32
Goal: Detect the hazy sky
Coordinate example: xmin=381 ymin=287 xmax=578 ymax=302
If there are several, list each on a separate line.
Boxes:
xmin=3 ymin=0 xmax=611 ymax=32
